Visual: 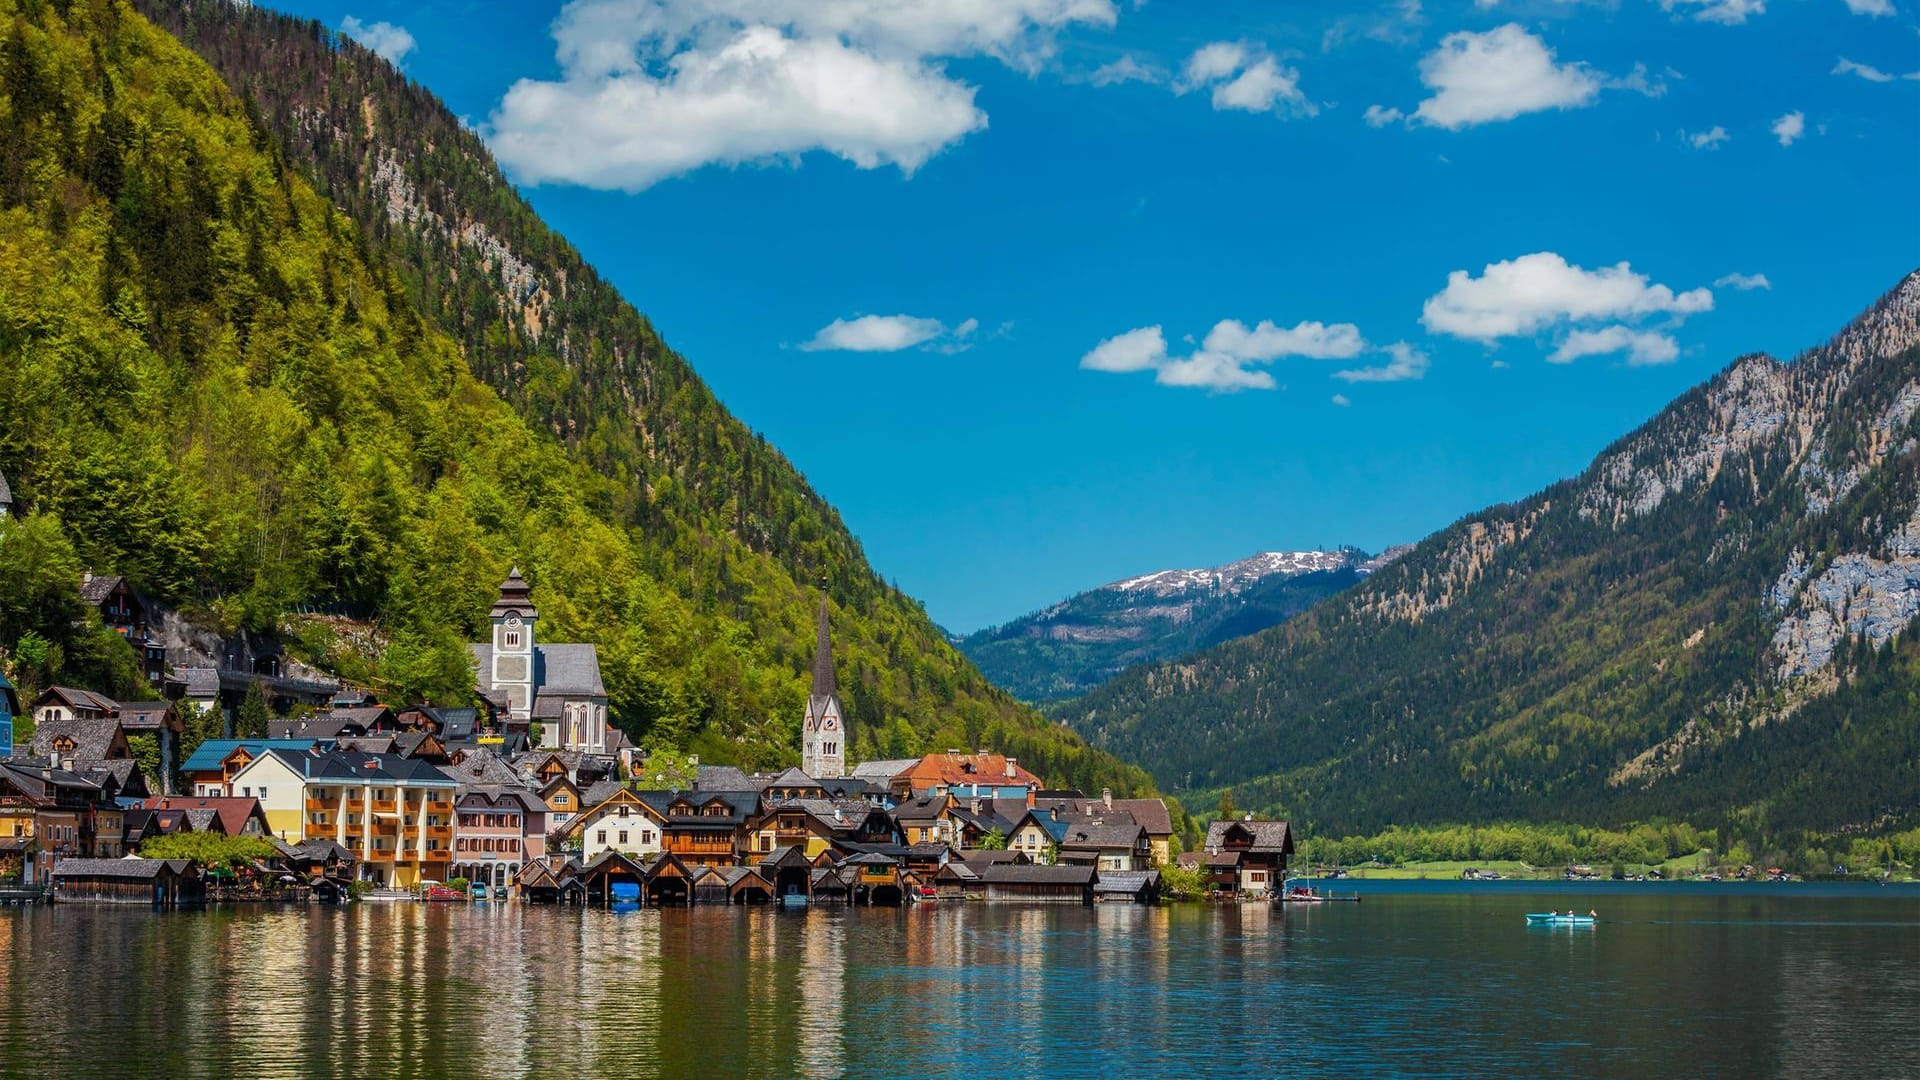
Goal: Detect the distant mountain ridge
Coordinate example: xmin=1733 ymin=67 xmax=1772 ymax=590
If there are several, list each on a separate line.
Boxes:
xmin=959 ymin=546 xmax=1403 ymax=703
xmin=1053 ymin=272 xmax=1920 ymax=843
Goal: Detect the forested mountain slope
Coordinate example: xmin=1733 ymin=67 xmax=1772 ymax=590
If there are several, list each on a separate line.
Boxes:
xmin=960 ymin=548 xmax=1384 ymax=703
xmin=0 ymin=0 xmax=1152 ymax=794
xmin=1057 ymin=277 xmax=1920 ymax=841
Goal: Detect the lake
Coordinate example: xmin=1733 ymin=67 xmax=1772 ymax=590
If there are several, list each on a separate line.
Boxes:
xmin=1 ymin=885 xmax=1916 ymax=1078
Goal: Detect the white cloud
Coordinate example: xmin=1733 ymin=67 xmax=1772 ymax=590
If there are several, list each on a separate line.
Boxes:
xmin=1607 ymin=63 xmax=1672 ymax=99
xmin=1411 ymin=25 xmax=1602 ymax=129
xmin=1686 ymin=126 xmax=1730 ymax=149
xmin=1080 ymin=326 xmax=1168 ymax=372
xmin=1422 ymin=252 xmax=1712 ymax=342
xmin=801 ymin=314 xmax=973 ymax=352
xmin=1715 ymin=272 xmax=1772 ymax=290
xmin=1331 ymin=393 xmax=1352 ymax=407
xmin=488 ymin=0 xmax=1117 ymax=190
xmin=1334 ymin=342 xmax=1430 ymax=383
xmin=1549 ymin=326 xmax=1680 ymax=366
xmin=340 ymin=16 xmax=416 ymax=65
xmin=1081 ymin=317 xmax=1375 ymax=392
xmin=1771 ymin=110 xmax=1805 ymax=146
xmin=1834 ymin=57 xmax=1920 ymax=82
xmin=1842 ymin=0 xmax=1894 ymax=15
xmin=1179 ymin=41 xmax=1317 ymax=117
xmin=1659 ymin=0 xmax=1766 ymax=24
xmin=1364 ymin=104 xmax=1405 ymax=127
xmin=1202 ymin=319 xmax=1367 ymax=360
xmin=1090 ymin=54 xmax=1160 ymax=86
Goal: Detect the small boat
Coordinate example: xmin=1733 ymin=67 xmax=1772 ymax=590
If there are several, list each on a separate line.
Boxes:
xmin=1279 ymin=885 xmax=1360 ymax=903
xmin=1525 ymin=912 xmax=1596 ymax=925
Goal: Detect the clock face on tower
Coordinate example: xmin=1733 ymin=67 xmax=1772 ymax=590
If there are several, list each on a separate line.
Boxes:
xmin=824 ymin=717 xmax=837 ymax=731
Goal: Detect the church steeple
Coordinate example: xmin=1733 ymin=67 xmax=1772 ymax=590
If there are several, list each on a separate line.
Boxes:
xmin=812 ymin=591 xmax=835 ymax=699
xmin=801 ymin=588 xmax=846 ymax=778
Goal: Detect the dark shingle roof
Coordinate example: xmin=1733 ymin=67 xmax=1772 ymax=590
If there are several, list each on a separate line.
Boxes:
xmin=1111 ymin=799 xmax=1174 ymax=837
xmin=53 ymin=857 xmax=193 ymax=880
xmin=694 ymin=765 xmax=753 ymax=791
xmin=470 ymin=643 xmax=607 ymax=698
xmin=77 ymin=575 xmax=125 ymax=605
xmin=260 ymin=749 xmax=457 ymax=786
xmin=982 ymin=864 xmax=1095 ymax=886
xmin=638 ymin=789 xmax=760 ymax=825
xmin=29 ymin=715 xmax=122 ymax=761
xmin=1206 ymin=819 xmax=1294 ymax=855
xmin=1060 ymin=819 xmax=1144 ymax=851
xmin=1093 ymin=870 xmax=1160 ymax=895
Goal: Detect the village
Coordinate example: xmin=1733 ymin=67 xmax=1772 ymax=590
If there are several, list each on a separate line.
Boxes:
xmin=0 ymin=566 xmax=1295 ymax=909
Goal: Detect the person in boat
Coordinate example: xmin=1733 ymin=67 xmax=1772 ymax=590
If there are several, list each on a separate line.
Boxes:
xmin=1588 ymin=910 xmax=1597 ymax=918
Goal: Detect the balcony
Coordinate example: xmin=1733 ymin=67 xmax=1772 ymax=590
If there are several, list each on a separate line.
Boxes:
xmin=305 ymin=799 xmax=333 ymax=813
xmin=364 ymin=849 xmax=396 ymax=862
xmin=426 ymin=826 xmax=453 ymax=840
xmin=371 ymin=800 xmax=398 ymax=815
xmin=424 ymin=849 xmax=452 ymax=862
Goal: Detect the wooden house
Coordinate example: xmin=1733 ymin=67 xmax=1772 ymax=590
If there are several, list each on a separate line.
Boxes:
xmin=1203 ymin=818 xmax=1294 ymax=896
xmin=52 ymin=857 xmax=203 ymax=905
xmin=981 ymin=863 xmax=1095 ymax=904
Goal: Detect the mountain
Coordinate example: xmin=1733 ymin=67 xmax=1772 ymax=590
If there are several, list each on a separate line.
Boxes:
xmin=1055 ymin=275 xmax=1920 ymax=843
xmin=959 ymin=547 xmax=1401 ymax=703
xmin=0 ymin=0 xmax=1152 ymax=796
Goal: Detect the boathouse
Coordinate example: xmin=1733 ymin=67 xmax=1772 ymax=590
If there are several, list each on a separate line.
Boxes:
xmin=980 ymin=863 xmax=1095 ymax=904
xmin=52 ymin=858 xmax=204 ymax=906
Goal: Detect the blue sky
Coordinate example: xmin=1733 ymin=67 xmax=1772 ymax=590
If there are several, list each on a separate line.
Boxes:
xmin=286 ymin=0 xmax=1916 ymax=632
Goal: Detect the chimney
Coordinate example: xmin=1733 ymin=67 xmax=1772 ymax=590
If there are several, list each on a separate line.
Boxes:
xmin=49 ymin=750 xmax=61 ymax=771
xmin=1005 ymin=757 xmax=1017 ymax=779
xmin=1102 ymin=787 xmax=1113 ymax=810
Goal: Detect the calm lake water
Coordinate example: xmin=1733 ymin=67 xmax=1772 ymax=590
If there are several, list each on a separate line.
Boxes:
xmin=2 ymin=885 xmax=1917 ymax=1078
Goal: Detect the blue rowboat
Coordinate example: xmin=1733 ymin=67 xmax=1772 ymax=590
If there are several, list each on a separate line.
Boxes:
xmin=1525 ymin=913 xmax=1596 ymax=925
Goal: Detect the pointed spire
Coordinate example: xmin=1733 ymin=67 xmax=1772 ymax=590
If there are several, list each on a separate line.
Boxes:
xmin=811 ymin=588 xmax=835 ymax=700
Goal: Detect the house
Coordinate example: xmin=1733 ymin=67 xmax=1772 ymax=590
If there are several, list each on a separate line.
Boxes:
xmin=137 ymin=796 xmax=270 ymax=837
xmin=273 ymin=838 xmax=357 ymax=891
xmin=761 ymin=767 xmax=828 ymax=802
xmin=0 ymin=468 xmax=11 ymax=517
xmin=1058 ymin=818 xmax=1151 ymax=873
xmin=516 ymin=856 xmax=585 ymax=904
xmin=641 ymin=851 xmax=694 ymax=905
xmin=893 ymin=752 xmax=1042 ymax=801
xmin=743 ymin=799 xmax=892 ymax=861
xmin=179 ymin=739 xmax=317 ymax=797
xmin=638 ymin=790 xmax=760 ymax=868
xmin=0 ymin=757 xmax=110 ymax=876
xmin=531 ymin=773 xmax=584 ymax=834
xmin=890 ymin=795 xmax=957 ymax=847
xmin=1093 ymin=869 xmax=1161 ymax=904
xmin=52 ymin=857 xmax=203 ymax=906
xmin=947 ymin=796 xmax=1025 ymax=849
xmin=1006 ymin=807 xmax=1071 ymax=863
xmin=78 ymin=574 xmax=166 ymax=684
xmin=27 ymin=709 xmax=142 ymax=802
xmin=228 ymin=749 xmax=458 ymax=886
xmin=981 ymin=863 xmax=1095 ymax=904
xmin=561 ymin=786 xmax=666 ymax=863
xmin=1107 ymin=795 xmax=1176 ymax=866
xmin=1204 ymin=818 xmax=1295 ymax=896
xmin=470 ymin=569 xmax=617 ymax=755
xmin=450 ymin=787 xmax=547 ymax=894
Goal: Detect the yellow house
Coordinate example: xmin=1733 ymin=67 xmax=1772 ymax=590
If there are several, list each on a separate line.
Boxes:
xmin=742 ymin=803 xmax=840 ymax=861
xmin=231 ymin=748 xmax=458 ymax=888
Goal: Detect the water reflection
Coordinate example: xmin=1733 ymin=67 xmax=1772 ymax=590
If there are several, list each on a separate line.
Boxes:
xmin=1 ymin=894 xmax=1917 ymax=1079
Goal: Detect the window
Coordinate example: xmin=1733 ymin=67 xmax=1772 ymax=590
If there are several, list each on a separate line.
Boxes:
xmin=242 ymin=787 xmax=251 ymax=797
xmin=618 ymin=831 xmax=629 ymax=846
xmin=504 ymin=629 xmax=521 ymax=649
xmin=259 ymin=787 xmax=268 ymax=800
xmin=597 ymin=830 xmax=607 ymax=844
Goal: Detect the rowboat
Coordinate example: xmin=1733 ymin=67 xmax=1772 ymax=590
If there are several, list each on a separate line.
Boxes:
xmin=1525 ymin=912 xmax=1595 ymax=925
xmin=1278 ymin=885 xmax=1360 ymax=903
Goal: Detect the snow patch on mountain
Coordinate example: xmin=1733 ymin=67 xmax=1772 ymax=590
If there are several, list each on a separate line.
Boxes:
xmin=1109 ymin=549 xmax=1367 ymax=598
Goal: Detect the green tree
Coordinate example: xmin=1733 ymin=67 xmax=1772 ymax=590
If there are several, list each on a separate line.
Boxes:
xmin=234 ymin=680 xmax=270 ymax=739
xmin=979 ymin=828 xmax=1006 ymax=851
xmin=1217 ymin=788 xmax=1239 ymax=821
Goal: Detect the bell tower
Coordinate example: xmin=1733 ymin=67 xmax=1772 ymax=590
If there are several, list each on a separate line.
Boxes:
xmin=801 ymin=591 xmax=846 ymax=778
xmin=490 ymin=567 xmax=537 ymax=722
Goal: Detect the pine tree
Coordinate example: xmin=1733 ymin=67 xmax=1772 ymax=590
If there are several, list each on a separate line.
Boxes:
xmin=234 ymin=679 xmax=270 ymax=739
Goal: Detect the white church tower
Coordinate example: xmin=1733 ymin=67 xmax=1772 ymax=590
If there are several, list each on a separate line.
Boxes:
xmin=490 ymin=567 xmax=537 ymax=722
xmin=801 ymin=592 xmax=846 ymax=779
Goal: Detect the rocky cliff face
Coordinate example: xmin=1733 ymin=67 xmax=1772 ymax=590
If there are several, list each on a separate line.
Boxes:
xmin=1054 ymin=272 xmax=1920 ymax=839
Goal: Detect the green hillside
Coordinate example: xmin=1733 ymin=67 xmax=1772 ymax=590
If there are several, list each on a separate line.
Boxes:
xmin=0 ymin=0 xmax=1152 ymax=794
xmin=1057 ymin=277 xmax=1920 ymax=843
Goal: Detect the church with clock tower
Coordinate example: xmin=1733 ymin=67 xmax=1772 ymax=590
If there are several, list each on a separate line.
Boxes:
xmin=801 ymin=593 xmax=846 ymax=778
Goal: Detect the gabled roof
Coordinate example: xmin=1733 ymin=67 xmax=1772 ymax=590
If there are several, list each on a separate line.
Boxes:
xmin=1110 ymin=799 xmax=1174 ymax=837
xmin=29 ymin=715 xmax=124 ymax=761
xmin=53 ymin=857 xmax=194 ymax=881
xmin=179 ymin=739 xmax=317 ymax=774
xmin=637 ymin=789 xmax=760 ymax=826
xmin=1060 ymin=819 xmax=1145 ymax=851
xmin=447 ymin=751 xmax=524 ymax=789
xmin=562 ymin=786 xmax=665 ymax=836
xmin=1206 ymin=819 xmax=1295 ymax=855
xmin=900 ymin=753 xmax=1042 ymax=792
xmin=457 ymin=787 xmax=544 ymax=815
xmin=1009 ymin=808 xmax=1070 ymax=844
xmin=112 ymin=700 xmax=177 ymax=732
xmin=1093 ymin=870 xmax=1160 ymax=895
xmin=77 ymin=575 xmax=128 ymax=606
xmin=141 ymin=791 xmax=270 ymax=834
xmin=0 ymin=758 xmax=104 ymax=800
xmin=470 ymin=643 xmax=607 ymax=698
xmin=982 ymin=863 xmax=1095 ymax=886
xmin=251 ymin=748 xmax=458 ymax=787
xmin=850 ymin=759 xmax=918 ymax=784
xmin=766 ymin=767 xmax=821 ymax=790
xmin=694 ymin=765 xmax=754 ymax=791
xmin=34 ymin=685 xmax=121 ymax=716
